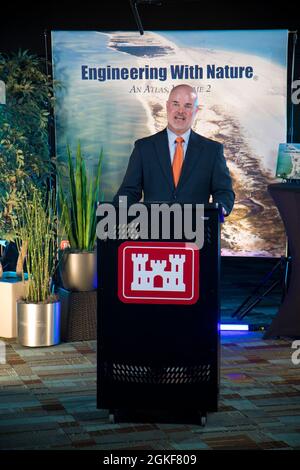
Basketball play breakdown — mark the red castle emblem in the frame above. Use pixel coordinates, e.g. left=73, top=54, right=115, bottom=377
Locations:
left=118, top=241, right=199, bottom=304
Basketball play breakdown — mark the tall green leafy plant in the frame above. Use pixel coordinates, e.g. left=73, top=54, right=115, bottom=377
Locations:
left=13, top=185, right=57, bottom=303
left=58, top=143, right=103, bottom=251
left=0, top=50, right=56, bottom=239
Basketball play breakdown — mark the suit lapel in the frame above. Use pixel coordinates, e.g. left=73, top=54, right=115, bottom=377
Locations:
left=153, top=129, right=174, bottom=191
left=177, top=130, right=204, bottom=189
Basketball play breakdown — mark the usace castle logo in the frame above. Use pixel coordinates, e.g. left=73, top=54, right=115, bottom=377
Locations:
left=118, top=242, right=199, bottom=304
left=131, top=253, right=186, bottom=292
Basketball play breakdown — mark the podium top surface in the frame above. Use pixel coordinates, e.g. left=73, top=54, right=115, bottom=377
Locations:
left=99, top=202, right=221, bottom=210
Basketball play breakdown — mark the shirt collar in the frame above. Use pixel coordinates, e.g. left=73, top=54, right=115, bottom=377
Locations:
left=167, top=127, right=191, bottom=145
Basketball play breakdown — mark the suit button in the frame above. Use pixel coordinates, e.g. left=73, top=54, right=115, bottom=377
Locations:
left=173, top=193, right=177, bottom=200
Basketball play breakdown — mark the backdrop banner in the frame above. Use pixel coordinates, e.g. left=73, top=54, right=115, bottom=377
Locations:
left=51, top=30, right=288, bottom=256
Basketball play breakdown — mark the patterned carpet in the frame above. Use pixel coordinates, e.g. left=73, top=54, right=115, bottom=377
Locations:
left=1, top=332, right=300, bottom=450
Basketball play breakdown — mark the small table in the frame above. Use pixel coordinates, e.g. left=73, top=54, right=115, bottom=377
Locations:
left=0, top=272, right=28, bottom=339
left=264, top=183, right=300, bottom=338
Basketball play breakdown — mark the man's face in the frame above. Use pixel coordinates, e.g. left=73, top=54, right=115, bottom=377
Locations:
left=166, top=87, right=199, bottom=135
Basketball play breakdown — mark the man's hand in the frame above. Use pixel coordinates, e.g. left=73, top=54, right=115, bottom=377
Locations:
left=222, top=207, right=228, bottom=216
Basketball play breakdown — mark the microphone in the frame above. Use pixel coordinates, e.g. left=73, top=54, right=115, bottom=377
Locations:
left=129, top=0, right=163, bottom=36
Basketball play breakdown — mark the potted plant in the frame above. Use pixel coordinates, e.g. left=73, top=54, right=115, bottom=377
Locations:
left=14, top=185, right=60, bottom=347
left=58, top=142, right=103, bottom=291
left=0, top=50, right=58, bottom=341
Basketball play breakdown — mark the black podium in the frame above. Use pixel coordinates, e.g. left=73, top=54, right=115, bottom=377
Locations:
left=97, top=203, right=221, bottom=423
left=264, top=183, right=300, bottom=338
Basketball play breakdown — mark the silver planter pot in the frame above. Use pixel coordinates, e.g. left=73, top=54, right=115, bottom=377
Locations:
left=17, top=301, right=61, bottom=347
left=60, top=251, right=97, bottom=292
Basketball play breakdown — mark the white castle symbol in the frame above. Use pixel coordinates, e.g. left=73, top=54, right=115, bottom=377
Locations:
left=131, top=253, right=186, bottom=291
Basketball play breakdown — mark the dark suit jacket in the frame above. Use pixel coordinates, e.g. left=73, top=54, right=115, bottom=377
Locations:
left=113, top=128, right=235, bottom=214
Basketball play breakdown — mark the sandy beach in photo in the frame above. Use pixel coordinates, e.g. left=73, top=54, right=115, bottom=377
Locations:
left=106, top=31, right=287, bottom=256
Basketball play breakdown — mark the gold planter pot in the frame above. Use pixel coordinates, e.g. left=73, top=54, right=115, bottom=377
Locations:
left=60, top=251, right=97, bottom=292
left=17, top=301, right=61, bottom=347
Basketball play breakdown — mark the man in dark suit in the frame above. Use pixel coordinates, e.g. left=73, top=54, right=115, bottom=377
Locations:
left=113, top=84, right=235, bottom=215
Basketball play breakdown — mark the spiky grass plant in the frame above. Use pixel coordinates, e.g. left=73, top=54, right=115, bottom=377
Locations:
left=14, top=186, right=57, bottom=303
left=58, top=142, right=103, bottom=251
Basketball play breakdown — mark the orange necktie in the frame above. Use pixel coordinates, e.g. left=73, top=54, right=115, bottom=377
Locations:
left=172, top=137, right=184, bottom=187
